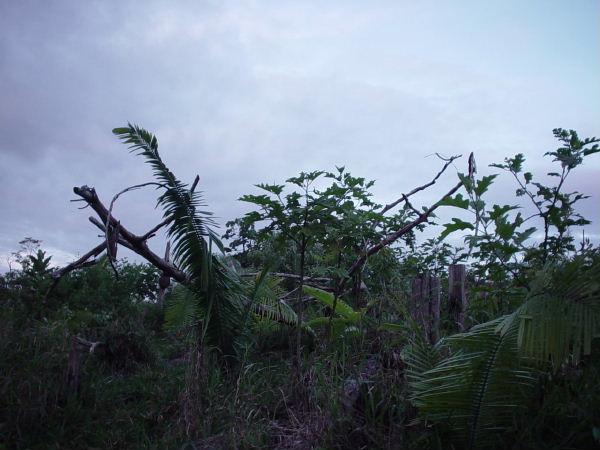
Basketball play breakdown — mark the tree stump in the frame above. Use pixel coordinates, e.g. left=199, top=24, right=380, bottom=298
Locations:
left=411, top=274, right=440, bottom=343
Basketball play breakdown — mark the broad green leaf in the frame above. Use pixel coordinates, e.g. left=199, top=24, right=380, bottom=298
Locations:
left=457, top=173, right=473, bottom=193
left=440, top=218, right=475, bottom=240
left=302, top=285, right=360, bottom=322
left=439, top=193, right=469, bottom=210
left=474, top=175, right=498, bottom=196
left=495, top=219, right=514, bottom=240
left=255, top=183, right=285, bottom=195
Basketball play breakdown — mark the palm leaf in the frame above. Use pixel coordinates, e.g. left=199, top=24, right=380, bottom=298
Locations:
left=113, top=124, right=244, bottom=354
left=404, top=258, right=600, bottom=449
left=164, top=284, right=200, bottom=332
left=498, top=258, right=600, bottom=367
left=242, top=269, right=298, bottom=327
left=402, top=331, right=444, bottom=386
left=405, top=318, right=538, bottom=449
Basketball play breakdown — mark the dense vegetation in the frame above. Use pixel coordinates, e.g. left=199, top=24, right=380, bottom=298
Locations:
left=1, top=127, right=599, bottom=449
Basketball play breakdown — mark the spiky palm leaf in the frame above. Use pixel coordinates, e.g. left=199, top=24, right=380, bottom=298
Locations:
left=407, top=318, right=539, bottom=449
left=251, top=293, right=298, bottom=327
left=113, top=124, right=244, bottom=354
left=404, top=258, right=600, bottom=449
left=497, top=258, right=600, bottom=367
left=164, top=284, right=200, bottom=332
left=402, top=331, right=444, bottom=384
left=242, top=270, right=298, bottom=327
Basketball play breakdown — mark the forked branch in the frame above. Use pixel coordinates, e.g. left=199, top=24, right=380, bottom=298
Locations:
left=378, top=153, right=461, bottom=217
left=343, top=152, right=475, bottom=286
left=51, top=185, right=187, bottom=285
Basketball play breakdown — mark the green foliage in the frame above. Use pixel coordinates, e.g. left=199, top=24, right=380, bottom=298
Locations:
left=237, top=171, right=328, bottom=252
left=2, top=127, right=598, bottom=449
left=0, top=258, right=186, bottom=449
left=164, top=284, right=199, bottom=332
left=489, top=128, right=599, bottom=261
left=303, top=285, right=360, bottom=322
left=303, top=285, right=363, bottom=339
left=405, top=317, right=539, bottom=449
left=499, top=258, right=600, bottom=367
left=227, top=166, right=417, bottom=285
left=439, top=218, right=474, bottom=240
left=404, top=258, right=600, bottom=449
left=114, top=124, right=246, bottom=356
left=440, top=129, right=598, bottom=325
left=245, top=272, right=298, bottom=327
left=303, top=285, right=407, bottom=341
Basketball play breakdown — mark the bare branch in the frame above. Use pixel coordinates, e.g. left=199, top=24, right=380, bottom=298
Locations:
left=378, top=154, right=461, bottom=217
left=72, top=186, right=187, bottom=283
left=104, top=182, right=166, bottom=278
left=51, top=242, right=107, bottom=280
left=89, top=216, right=106, bottom=232
left=116, top=237, right=136, bottom=252
left=402, top=194, right=421, bottom=216
left=343, top=152, right=475, bottom=285
left=45, top=241, right=107, bottom=302
left=138, top=217, right=174, bottom=241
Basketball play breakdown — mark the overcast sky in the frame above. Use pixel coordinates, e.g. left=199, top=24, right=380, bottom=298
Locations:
left=1, top=0, right=599, bottom=271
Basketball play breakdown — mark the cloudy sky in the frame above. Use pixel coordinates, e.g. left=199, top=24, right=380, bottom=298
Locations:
left=1, top=0, right=599, bottom=271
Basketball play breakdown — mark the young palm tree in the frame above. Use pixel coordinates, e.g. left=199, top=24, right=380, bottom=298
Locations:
left=113, top=124, right=297, bottom=358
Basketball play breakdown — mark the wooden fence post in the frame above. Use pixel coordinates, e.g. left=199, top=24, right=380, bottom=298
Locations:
left=448, top=264, right=467, bottom=332
left=411, top=274, right=440, bottom=343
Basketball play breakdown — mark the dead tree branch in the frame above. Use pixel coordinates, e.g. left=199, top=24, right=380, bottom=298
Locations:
left=53, top=183, right=302, bottom=327
left=104, top=182, right=166, bottom=277
left=378, top=153, right=461, bottom=217
left=51, top=242, right=107, bottom=280
left=138, top=217, right=173, bottom=241
left=45, top=241, right=107, bottom=302
left=343, top=152, right=475, bottom=287
left=401, top=194, right=421, bottom=216
left=59, top=185, right=187, bottom=283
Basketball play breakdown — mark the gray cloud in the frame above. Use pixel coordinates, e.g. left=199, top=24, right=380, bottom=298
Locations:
left=1, top=0, right=598, bottom=271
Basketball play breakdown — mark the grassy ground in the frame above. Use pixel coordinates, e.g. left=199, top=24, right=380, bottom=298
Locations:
left=2, top=263, right=598, bottom=450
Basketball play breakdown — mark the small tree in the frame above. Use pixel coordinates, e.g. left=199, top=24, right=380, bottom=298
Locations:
left=491, top=128, right=599, bottom=263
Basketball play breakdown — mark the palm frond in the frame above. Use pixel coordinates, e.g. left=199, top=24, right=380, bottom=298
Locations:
left=498, top=258, right=600, bottom=367
left=243, top=270, right=298, bottom=326
left=402, top=332, right=444, bottom=386
left=113, top=124, right=218, bottom=278
left=199, top=255, right=246, bottom=355
left=164, top=284, right=200, bottom=332
left=113, top=124, right=244, bottom=354
left=404, top=258, right=600, bottom=449
left=405, top=318, right=538, bottom=449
